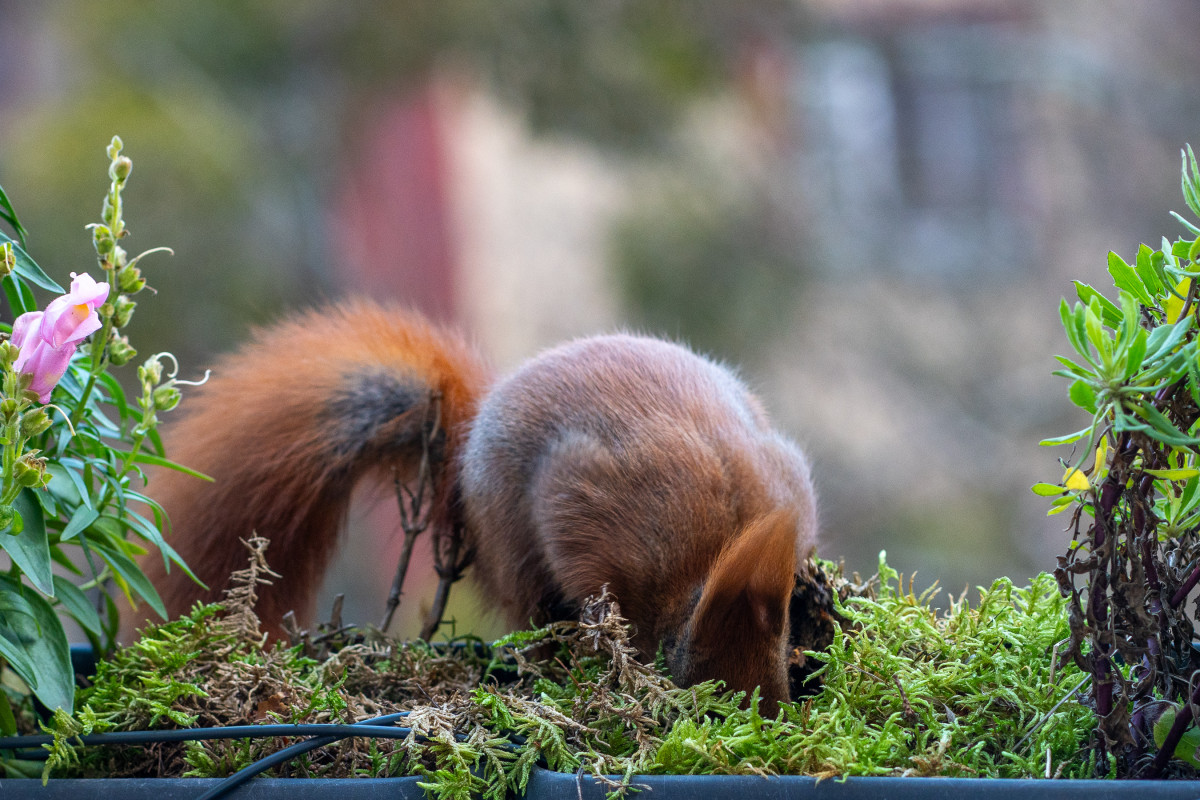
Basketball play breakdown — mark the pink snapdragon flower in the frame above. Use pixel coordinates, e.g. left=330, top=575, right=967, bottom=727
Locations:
left=11, top=273, right=109, bottom=402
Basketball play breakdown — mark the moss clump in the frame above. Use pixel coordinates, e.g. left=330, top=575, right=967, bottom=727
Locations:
left=651, top=555, right=1097, bottom=779
left=39, top=546, right=1097, bottom=795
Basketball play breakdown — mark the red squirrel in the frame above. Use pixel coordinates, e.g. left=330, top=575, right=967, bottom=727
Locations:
left=140, top=301, right=817, bottom=712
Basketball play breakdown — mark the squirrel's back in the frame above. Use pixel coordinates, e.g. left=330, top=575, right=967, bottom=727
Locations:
left=462, top=334, right=815, bottom=707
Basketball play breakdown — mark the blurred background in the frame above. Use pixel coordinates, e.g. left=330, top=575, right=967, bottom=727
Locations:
left=1, top=0, right=1198, bottom=639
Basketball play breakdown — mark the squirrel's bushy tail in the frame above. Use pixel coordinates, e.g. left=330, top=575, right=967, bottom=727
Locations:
left=138, top=301, right=491, bottom=633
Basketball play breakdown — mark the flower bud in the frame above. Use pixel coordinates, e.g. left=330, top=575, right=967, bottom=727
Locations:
left=112, top=296, right=136, bottom=329
left=117, top=264, right=145, bottom=294
left=0, top=504, right=15, bottom=534
left=110, top=156, right=132, bottom=184
left=138, top=356, right=163, bottom=387
left=106, top=136, right=123, bottom=161
left=0, top=242, right=13, bottom=279
left=102, top=195, right=117, bottom=228
left=108, top=335, right=136, bottom=366
left=93, top=225, right=115, bottom=257
left=0, top=340, right=19, bottom=366
left=152, top=384, right=181, bottom=412
left=20, top=408, right=52, bottom=439
left=13, top=455, right=46, bottom=488
left=0, top=397, right=19, bottom=421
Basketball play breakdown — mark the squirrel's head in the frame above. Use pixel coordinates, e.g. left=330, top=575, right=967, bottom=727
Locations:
left=666, top=508, right=798, bottom=716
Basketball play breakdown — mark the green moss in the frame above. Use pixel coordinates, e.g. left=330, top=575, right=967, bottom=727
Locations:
left=42, top=553, right=1097, bottom=794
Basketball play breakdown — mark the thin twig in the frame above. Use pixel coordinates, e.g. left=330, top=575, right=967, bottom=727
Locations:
left=379, top=392, right=443, bottom=632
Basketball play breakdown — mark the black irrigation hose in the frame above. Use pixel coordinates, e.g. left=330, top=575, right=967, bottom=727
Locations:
left=196, top=711, right=415, bottom=800
left=0, top=720, right=415, bottom=751
left=0, top=711, right=458, bottom=800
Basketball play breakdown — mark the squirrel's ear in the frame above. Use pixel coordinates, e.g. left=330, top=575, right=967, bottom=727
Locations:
left=691, top=509, right=798, bottom=646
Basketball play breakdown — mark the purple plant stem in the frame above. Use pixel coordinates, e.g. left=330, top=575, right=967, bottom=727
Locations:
left=1134, top=479, right=1165, bottom=660
left=1170, top=561, right=1200, bottom=609
left=1145, top=681, right=1200, bottom=778
left=1093, top=477, right=1122, bottom=719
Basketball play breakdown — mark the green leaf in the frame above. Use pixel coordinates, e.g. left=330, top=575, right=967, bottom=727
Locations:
left=1073, top=282, right=1122, bottom=328
left=1059, top=300, right=1092, bottom=363
left=1144, top=316, right=1193, bottom=363
left=96, top=373, right=132, bottom=425
left=1039, top=427, right=1092, bottom=447
left=51, top=576, right=103, bottom=637
left=60, top=505, right=100, bottom=542
left=0, top=231, right=62, bottom=293
left=1108, top=251, right=1155, bottom=307
left=130, top=451, right=214, bottom=482
left=1153, top=706, right=1200, bottom=767
left=90, top=538, right=167, bottom=620
left=1068, top=380, right=1097, bottom=413
left=0, top=576, right=74, bottom=711
left=1083, top=300, right=1109, bottom=358
left=1183, top=145, right=1200, bottom=219
left=1031, top=483, right=1066, bottom=497
left=0, top=490, right=55, bottom=596
left=1, top=273, right=36, bottom=316
left=0, top=593, right=40, bottom=685
left=1047, top=495, right=1075, bottom=515
left=1123, top=328, right=1148, bottom=379
left=45, top=463, right=86, bottom=508
left=0, top=183, right=28, bottom=247
left=1136, top=244, right=1165, bottom=295
left=1053, top=354, right=1096, bottom=379
left=1145, top=468, right=1200, bottom=481
left=1172, top=211, right=1200, bottom=237
left=1134, top=402, right=1200, bottom=446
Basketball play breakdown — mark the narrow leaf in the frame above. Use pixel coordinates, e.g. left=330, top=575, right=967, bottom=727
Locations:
left=51, top=576, right=104, bottom=637
left=130, top=451, right=214, bottom=481
left=60, top=505, right=100, bottom=542
left=1144, top=468, right=1200, bottom=481
left=0, top=231, right=62, bottom=292
left=1040, top=427, right=1092, bottom=447
left=1073, top=282, right=1122, bottom=328
left=0, top=183, right=28, bottom=246
left=91, top=539, right=167, bottom=620
left=1, top=274, right=36, bottom=316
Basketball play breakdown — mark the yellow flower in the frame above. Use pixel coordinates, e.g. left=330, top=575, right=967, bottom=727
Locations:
left=1063, top=438, right=1108, bottom=491
left=1063, top=467, right=1089, bottom=492
left=1166, top=277, right=1193, bottom=323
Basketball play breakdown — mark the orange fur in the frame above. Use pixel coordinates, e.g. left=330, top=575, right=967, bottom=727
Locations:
left=141, top=303, right=817, bottom=712
left=139, top=302, right=489, bottom=632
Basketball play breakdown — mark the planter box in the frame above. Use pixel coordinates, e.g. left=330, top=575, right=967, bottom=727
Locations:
left=16, top=649, right=1196, bottom=798
left=0, top=777, right=425, bottom=798
left=6, top=770, right=1200, bottom=799
left=522, top=772, right=1200, bottom=800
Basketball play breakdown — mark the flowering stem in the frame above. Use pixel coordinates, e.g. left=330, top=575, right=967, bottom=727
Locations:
left=67, top=308, right=114, bottom=430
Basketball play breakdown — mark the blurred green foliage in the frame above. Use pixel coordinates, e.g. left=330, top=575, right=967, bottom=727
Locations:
left=612, top=173, right=807, bottom=362
left=1, top=1, right=805, bottom=370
